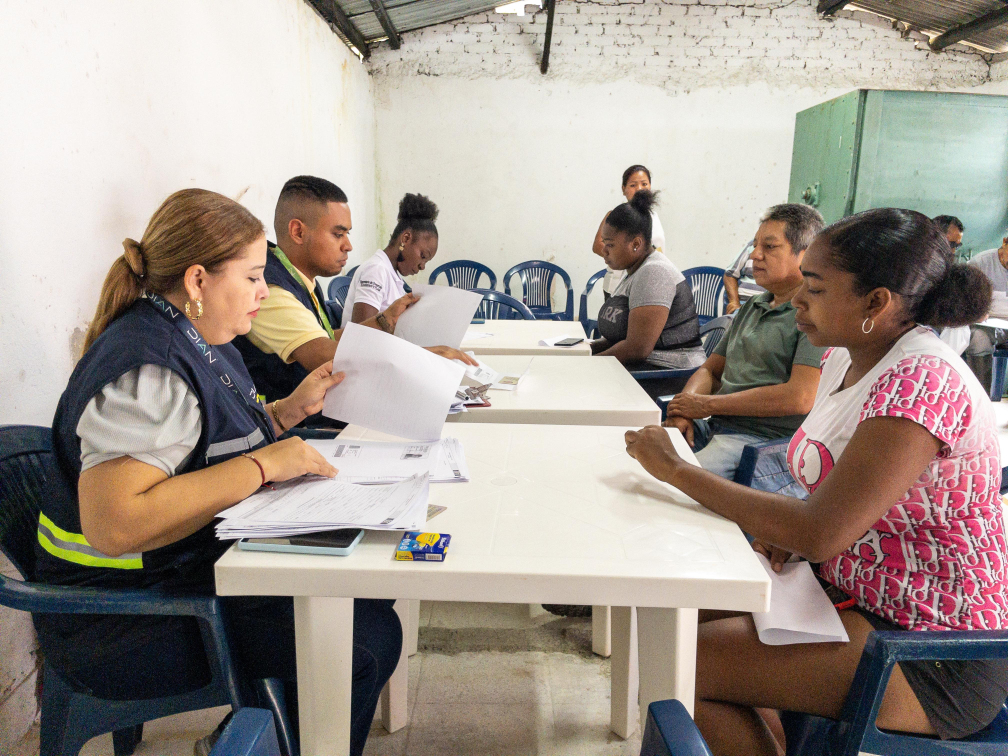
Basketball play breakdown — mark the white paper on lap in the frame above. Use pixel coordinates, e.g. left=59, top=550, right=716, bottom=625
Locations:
left=751, top=554, right=849, bottom=645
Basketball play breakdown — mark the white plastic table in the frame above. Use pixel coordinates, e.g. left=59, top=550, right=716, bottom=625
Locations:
left=461, top=320, right=591, bottom=356
left=449, top=355, right=660, bottom=427
left=214, top=423, right=769, bottom=755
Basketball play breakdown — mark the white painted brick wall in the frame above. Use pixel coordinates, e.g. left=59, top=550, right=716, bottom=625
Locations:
left=367, top=0, right=993, bottom=90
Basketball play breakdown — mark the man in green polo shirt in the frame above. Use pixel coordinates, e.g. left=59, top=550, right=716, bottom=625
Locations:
left=664, top=204, right=826, bottom=495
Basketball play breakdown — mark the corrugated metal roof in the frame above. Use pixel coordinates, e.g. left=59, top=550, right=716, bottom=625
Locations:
left=339, top=0, right=501, bottom=41
left=317, top=1, right=1008, bottom=57
left=846, top=1, right=1008, bottom=53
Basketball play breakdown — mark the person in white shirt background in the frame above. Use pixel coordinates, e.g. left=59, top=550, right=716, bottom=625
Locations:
left=343, top=193, right=440, bottom=325
left=595, top=164, right=667, bottom=295
left=964, top=230, right=1008, bottom=393
left=932, top=215, right=970, bottom=356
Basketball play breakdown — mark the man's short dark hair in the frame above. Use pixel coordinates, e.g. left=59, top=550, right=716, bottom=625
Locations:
left=933, top=214, right=964, bottom=234
left=275, top=175, right=348, bottom=236
left=760, top=203, right=825, bottom=255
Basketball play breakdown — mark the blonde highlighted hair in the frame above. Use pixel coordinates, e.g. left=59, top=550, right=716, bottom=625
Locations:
left=81, top=189, right=265, bottom=355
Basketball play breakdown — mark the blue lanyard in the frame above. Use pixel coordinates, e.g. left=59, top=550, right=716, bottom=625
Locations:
left=144, top=293, right=271, bottom=426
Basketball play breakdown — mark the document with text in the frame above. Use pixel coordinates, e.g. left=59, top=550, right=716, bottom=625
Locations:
left=307, top=437, right=470, bottom=484
left=216, top=473, right=429, bottom=539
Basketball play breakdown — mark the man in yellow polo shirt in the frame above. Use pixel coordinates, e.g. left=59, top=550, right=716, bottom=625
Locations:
left=234, top=175, right=473, bottom=428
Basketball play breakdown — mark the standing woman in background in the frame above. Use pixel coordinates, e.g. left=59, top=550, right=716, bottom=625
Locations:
left=344, top=192, right=440, bottom=325
left=34, top=189, right=401, bottom=756
left=596, top=164, right=667, bottom=296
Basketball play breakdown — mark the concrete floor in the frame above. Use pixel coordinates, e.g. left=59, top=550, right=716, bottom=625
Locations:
left=12, top=602, right=642, bottom=756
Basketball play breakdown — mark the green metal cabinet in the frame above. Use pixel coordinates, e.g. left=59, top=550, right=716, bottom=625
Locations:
left=788, top=90, right=1008, bottom=258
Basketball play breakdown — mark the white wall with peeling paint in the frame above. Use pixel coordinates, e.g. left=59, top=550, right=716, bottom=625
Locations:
left=0, top=0, right=376, bottom=744
left=0, top=0, right=377, bottom=428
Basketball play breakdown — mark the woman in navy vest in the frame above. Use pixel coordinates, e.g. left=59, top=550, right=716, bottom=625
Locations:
left=36, top=188, right=401, bottom=756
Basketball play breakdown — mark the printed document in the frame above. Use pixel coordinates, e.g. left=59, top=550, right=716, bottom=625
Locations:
left=394, top=283, right=484, bottom=348
left=460, top=353, right=532, bottom=391
left=216, top=473, right=429, bottom=538
left=308, top=437, right=470, bottom=484
left=751, top=554, right=849, bottom=645
left=322, top=323, right=465, bottom=440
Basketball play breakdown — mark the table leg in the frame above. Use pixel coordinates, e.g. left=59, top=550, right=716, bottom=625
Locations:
left=636, top=607, right=698, bottom=732
left=407, top=599, right=420, bottom=656
left=294, top=596, right=354, bottom=756
left=609, top=606, right=638, bottom=739
left=380, top=600, right=410, bottom=733
left=592, top=605, right=611, bottom=657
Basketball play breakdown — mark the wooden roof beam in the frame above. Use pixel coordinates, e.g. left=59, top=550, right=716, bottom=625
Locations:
left=369, top=0, right=402, bottom=49
left=306, top=0, right=370, bottom=59
left=930, top=4, right=1008, bottom=52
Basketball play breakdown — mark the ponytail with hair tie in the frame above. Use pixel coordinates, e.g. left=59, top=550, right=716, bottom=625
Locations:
left=122, top=238, right=146, bottom=280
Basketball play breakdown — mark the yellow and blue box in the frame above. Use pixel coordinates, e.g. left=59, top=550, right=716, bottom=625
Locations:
left=395, top=532, right=450, bottom=562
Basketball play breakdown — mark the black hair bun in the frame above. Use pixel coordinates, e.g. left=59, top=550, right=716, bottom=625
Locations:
left=629, top=189, right=658, bottom=217
left=916, top=264, right=992, bottom=329
left=398, top=193, right=438, bottom=223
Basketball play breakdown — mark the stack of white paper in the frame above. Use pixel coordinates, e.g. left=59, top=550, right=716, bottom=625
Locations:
left=394, top=284, right=484, bottom=348
left=307, top=437, right=470, bottom=484
left=751, top=554, right=850, bottom=645
left=216, top=473, right=429, bottom=539
left=323, top=323, right=465, bottom=440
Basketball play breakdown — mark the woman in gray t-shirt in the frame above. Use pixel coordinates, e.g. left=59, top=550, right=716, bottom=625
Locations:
left=591, top=191, right=705, bottom=370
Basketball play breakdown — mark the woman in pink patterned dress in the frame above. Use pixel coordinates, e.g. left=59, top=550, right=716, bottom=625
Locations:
left=625, top=208, right=1008, bottom=754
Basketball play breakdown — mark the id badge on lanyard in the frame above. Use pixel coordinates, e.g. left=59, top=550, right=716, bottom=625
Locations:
left=145, top=293, right=271, bottom=428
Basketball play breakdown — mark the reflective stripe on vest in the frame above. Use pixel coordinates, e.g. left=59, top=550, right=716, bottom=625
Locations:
left=37, top=512, right=143, bottom=570
left=205, top=427, right=265, bottom=463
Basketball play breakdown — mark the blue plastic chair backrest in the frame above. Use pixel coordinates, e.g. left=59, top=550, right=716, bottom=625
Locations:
left=210, top=708, right=281, bottom=756
left=326, top=275, right=352, bottom=306
left=324, top=299, right=344, bottom=329
left=428, top=259, right=497, bottom=290
left=579, top=268, right=607, bottom=338
left=0, top=425, right=53, bottom=581
left=682, top=266, right=726, bottom=321
left=344, top=265, right=359, bottom=282
left=699, top=315, right=731, bottom=358
left=503, top=261, right=574, bottom=320
left=473, top=288, right=535, bottom=320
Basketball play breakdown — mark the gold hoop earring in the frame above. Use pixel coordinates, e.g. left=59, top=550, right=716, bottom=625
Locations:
left=186, top=300, right=203, bottom=321
left=861, top=317, right=874, bottom=334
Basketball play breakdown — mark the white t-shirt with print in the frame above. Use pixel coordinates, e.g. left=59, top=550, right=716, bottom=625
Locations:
left=787, top=326, right=1007, bottom=631
left=341, top=250, right=407, bottom=327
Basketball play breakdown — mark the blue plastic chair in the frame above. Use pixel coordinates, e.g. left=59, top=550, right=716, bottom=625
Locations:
left=0, top=425, right=295, bottom=756
left=473, top=288, right=535, bottom=320
left=682, top=266, right=726, bottom=326
left=428, top=259, right=497, bottom=291
left=211, top=709, right=280, bottom=756
left=640, top=699, right=713, bottom=756
left=344, top=265, right=359, bottom=282
left=633, top=316, right=731, bottom=410
left=642, top=628, right=1008, bottom=756
left=503, top=261, right=574, bottom=321
left=324, top=299, right=343, bottom=330
left=579, top=268, right=607, bottom=339
left=326, top=275, right=352, bottom=306
left=733, top=436, right=792, bottom=487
